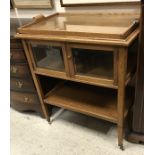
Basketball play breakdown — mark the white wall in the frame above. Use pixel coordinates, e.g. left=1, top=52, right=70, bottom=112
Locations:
left=10, top=0, right=140, bottom=18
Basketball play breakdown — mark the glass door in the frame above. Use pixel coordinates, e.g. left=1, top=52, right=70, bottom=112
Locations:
left=28, top=41, right=69, bottom=78
left=67, top=44, right=117, bottom=87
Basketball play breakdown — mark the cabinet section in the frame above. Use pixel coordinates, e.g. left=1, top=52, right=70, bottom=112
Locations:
left=20, top=40, right=137, bottom=89
left=28, top=41, right=138, bottom=89
left=28, top=41, right=118, bottom=88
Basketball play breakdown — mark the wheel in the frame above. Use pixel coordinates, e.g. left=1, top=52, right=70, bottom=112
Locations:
left=48, top=121, right=52, bottom=125
left=119, top=144, right=125, bottom=151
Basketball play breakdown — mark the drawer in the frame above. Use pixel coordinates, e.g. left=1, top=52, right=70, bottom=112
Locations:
left=10, top=39, right=23, bottom=49
left=10, top=39, right=21, bottom=44
left=10, top=78, right=35, bottom=92
left=10, top=91, right=39, bottom=105
left=10, top=43, right=23, bottom=49
left=10, top=64, right=31, bottom=78
left=10, top=49, right=26, bottom=63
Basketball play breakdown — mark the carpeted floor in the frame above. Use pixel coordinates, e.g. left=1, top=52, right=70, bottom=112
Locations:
left=11, top=107, right=144, bottom=155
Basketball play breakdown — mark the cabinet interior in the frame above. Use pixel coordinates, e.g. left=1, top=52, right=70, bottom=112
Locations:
left=31, top=43, right=65, bottom=72
left=72, top=48, right=114, bottom=79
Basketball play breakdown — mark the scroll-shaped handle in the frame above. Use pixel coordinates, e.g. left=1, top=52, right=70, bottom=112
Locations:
left=132, top=19, right=139, bottom=25
left=24, top=97, right=29, bottom=103
left=16, top=81, right=23, bottom=88
left=11, top=66, right=18, bottom=74
left=33, top=14, right=45, bottom=23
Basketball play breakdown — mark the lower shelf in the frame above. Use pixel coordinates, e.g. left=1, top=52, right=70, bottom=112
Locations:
left=44, top=81, right=128, bottom=124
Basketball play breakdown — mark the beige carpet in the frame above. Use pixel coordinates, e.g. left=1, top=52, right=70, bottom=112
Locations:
left=11, top=108, right=144, bottom=155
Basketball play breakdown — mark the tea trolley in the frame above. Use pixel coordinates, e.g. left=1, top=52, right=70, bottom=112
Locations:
left=16, top=13, right=140, bottom=149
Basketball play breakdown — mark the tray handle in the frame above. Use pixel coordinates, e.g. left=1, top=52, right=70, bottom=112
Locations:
left=33, top=14, right=45, bottom=23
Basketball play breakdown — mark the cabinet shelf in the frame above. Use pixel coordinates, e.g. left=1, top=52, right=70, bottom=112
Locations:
left=44, top=81, right=129, bottom=123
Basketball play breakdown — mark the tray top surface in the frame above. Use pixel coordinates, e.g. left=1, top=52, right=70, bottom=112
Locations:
left=16, top=13, right=140, bottom=46
left=18, top=13, right=139, bottom=40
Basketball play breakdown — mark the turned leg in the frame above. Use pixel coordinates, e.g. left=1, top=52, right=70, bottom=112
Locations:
left=117, top=47, right=128, bottom=150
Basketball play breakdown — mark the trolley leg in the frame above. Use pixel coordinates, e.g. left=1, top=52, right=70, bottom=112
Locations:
left=117, top=47, right=128, bottom=150
left=118, top=126, right=124, bottom=150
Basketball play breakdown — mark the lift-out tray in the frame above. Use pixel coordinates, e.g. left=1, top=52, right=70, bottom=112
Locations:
left=17, top=13, right=140, bottom=45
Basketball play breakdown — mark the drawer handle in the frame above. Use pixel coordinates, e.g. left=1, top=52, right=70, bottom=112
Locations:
left=11, top=66, right=18, bottom=73
left=24, top=97, right=29, bottom=103
left=67, top=56, right=71, bottom=59
left=16, top=81, right=23, bottom=88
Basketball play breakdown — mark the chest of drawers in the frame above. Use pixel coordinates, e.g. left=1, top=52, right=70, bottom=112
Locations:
left=10, top=37, right=44, bottom=117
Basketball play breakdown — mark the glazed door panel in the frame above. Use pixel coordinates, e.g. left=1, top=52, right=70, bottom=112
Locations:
left=72, top=48, right=113, bottom=79
left=28, top=41, right=69, bottom=78
left=67, top=44, right=117, bottom=86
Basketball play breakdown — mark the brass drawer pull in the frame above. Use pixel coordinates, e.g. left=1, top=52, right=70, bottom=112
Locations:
left=67, top=55, right=71, bottom=59
left=24, top=97, right=29, bottom=103
left=11, top=66, right=18, bottom=73
left=16, top=81, right=23, bottom=88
